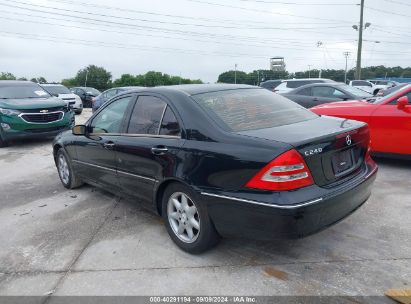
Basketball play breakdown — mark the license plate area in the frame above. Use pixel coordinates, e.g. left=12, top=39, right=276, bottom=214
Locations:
left=332, top=149, right=354, bottom=177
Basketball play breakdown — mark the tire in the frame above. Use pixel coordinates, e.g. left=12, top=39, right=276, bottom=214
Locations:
left=373, top=89, right=380, bottom=95
left=162, top=183, right=220, bottom=254
left=75, top=109, right=83, bottom=115
left=0, top=134, right=8, bottom=148
left=56, top=149, right=83, bottom=189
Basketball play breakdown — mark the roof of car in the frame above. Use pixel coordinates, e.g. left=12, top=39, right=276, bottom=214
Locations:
left=126, top=84, right=257, bottom=96
left=41, top=83, right=65, bottom=86
left=0, top=80, right=38, bottom=87
left=283, top=78, right=333, bottom=82
left=292, top=83, right=346, bottom=90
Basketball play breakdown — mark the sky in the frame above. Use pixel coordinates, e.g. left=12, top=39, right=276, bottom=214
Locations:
left=0, top=0, right=410, bottom=83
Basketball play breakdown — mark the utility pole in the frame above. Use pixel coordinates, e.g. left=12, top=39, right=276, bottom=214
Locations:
left=234, top=64, right=237, bottom=84
left=84, top=68, right=89, bottom=87
left=355, top=0, right=365, bottom=80
left=308, top=65, right=311, bottom=78
left=343, top=51, right=351, bottom=83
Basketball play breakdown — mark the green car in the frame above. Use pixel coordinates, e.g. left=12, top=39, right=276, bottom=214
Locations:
left=0, top=81, right=75, bottom=147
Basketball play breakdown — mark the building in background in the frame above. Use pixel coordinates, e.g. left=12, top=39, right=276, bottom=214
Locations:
left=270, top=57, right=286, bottom=72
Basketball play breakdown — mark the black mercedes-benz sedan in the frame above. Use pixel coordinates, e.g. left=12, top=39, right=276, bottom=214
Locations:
left=53, top=84, right=377, bottom=253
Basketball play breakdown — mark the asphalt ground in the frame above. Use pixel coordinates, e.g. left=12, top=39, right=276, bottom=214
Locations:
left=0, top=109, right=410, bottom=302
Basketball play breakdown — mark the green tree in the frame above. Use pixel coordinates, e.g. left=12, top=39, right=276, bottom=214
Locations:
left=74, top=65, right=112, bottom=90
left=113, top=71, right=202, bottom=87
left=0, top=72, right=16, bottom=80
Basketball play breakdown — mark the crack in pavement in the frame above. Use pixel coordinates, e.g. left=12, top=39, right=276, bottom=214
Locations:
left=40, top=196, right=121, bottom=303
left=1, top=256, right=410, bottom=277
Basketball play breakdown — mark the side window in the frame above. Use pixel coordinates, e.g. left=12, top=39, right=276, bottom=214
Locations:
left=297, top=87, right=311, bottom=96
left=389, top=91, right=411, bottom=105
left=312, top=86, right=334, bottom=98
left=90, top=96, right=132, bottom=133
left=127, top=96, right=167, bottom=135
left=106, top=89, right=118, bottom=99
left=160, top=106, right=180, bottom=136
left=332, top=89, right=346, bottom=97
left=352, top=80, right=372, bottom=87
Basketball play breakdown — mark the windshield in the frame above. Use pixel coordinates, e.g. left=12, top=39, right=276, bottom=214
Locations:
left=0, top=83, right=51, bottom=99
left=43, top=85, right=71, bottom=95
left=193, top=88, right=318, bottom=132
left=338, top=84, right=373, bottom=97
left=373, top=84, right=411, bottom=104
left=85, top=87, right=101, bottom=95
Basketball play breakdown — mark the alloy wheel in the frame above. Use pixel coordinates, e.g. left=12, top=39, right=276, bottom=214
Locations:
left=167, top=192, right=200, bottom=243
left=58, top=154, right=70, bottom=185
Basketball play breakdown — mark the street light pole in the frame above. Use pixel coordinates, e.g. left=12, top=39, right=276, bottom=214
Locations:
left=308, top=65, right=311, bottom=78
left=234, top=64, right=237, bottom=84
left=343, top=51, right=351, bottom=84
left=355, top=0, right=365, bottom=80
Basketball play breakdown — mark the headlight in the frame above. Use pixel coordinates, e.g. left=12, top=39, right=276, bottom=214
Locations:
left=0, top=108, right=21, bottom=116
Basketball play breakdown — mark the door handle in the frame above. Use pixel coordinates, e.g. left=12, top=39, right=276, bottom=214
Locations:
left=151, top=146, right=168, bottom=155
left=313, top=97, right=319, bottom=101
left=103, top=142, right=115, bottom=150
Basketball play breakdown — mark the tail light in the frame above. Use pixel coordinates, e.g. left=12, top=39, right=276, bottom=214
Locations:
left=245, top=149, right=314, bottom=191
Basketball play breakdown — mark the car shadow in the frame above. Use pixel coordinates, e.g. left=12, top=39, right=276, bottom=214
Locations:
left=372, top=156, right=411, bottom=168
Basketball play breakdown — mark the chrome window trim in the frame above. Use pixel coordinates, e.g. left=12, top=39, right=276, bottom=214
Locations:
left=19, top=111, right=65, bottom=124
left=157, top=104, right=168, bottom=135
left=200, top=192, right=323, bottom=209
left=88, top=133, right=180, bottom=139
left=72, top=160, right=156, bottom=182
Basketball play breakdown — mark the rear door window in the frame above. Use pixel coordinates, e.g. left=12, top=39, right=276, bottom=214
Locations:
left=127, top=96, right=167, bottom=135
left=193, top=88, right=317, bottom=132
left=159, top=106, right=181, bottom=136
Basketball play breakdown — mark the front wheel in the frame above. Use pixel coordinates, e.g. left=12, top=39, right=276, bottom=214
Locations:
left=162, top=183, right=220, bottom=254
left=56, top=149, right=83, bottom=189
left=0, top=134, right=8, bottom=148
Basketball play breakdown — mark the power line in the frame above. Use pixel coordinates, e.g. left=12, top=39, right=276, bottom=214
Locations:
left=365, top=6, right=409, bottom=18
left=184, top=0, right=356, bottom=23
left=46, top=0, right=346, bottom=25
left=0, top=3, right=360, bottom=43
left=3, top=0, right=349, bottom=30
left=231, top=0, right=357, bottom=5
left=381, top=0, right=411, bottom=6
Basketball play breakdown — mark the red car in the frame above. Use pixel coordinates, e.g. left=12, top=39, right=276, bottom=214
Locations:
left=310, top=84, right=411, bottom=158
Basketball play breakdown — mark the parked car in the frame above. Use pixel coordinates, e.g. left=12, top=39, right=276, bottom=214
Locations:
left=53, top=84, right=377, bottom=253
left=349, top=80, right=397, bottom=95
left=70, top=87, right=101, bottom=108
left=0, top=81, right=75, bottom=147
left=282, top=83, right=373, bottom=108
left=40, top=84, right=83, bottom=114
left=274, top=78, right=335, bottom=94
left=311, top=84, right=411, bottom=158
left=259, top=80, right=282, bottom=92
left=376, top=83, right=407, bottom=97
left=92, top=86, right=144, bottom=112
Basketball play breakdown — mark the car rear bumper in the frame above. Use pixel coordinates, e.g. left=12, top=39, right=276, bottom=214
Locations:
left=202, top=161, right=377, bottom=240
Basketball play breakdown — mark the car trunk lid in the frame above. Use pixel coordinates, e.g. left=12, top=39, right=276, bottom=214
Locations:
left=237, top=116, right=370, bottom=187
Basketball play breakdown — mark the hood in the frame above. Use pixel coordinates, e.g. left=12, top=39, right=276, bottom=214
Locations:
left=0, top=97, right=66, bottom=110
left=311, top=100, right=368, bottom=110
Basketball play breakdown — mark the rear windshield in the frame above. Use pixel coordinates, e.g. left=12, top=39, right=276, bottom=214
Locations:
left=192, top=88, right=318, bottom=132
left=0, top=83, right=51, bottom=99
left=85, top=87, right=101, bottom=95
left=43, top=85, right=71, bottom=95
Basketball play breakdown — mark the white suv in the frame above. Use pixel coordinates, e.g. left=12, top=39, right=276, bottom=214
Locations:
left=40, top=84, right=83, bottom=114
left=275, top=78, right=335, bottom=94
left=349, top=80, right=397, bottom=95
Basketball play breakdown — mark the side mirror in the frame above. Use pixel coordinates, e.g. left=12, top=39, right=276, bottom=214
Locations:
left=397, top=96, right=409, bottom=110
left=72, top=125, right=87, bottom=135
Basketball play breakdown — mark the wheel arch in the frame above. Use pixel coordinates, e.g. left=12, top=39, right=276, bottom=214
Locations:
left=154, top=178, right=194, bottom=216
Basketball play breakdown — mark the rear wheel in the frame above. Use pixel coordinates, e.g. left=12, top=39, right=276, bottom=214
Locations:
left=75, top=109, right=83, bottom=115
left=162, top=183, right=219, bottom=253
left=56, top=149, right=83, bottom=189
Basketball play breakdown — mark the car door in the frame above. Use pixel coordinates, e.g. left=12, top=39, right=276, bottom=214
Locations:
left=114, top=94, right=184, bottom=204
left=370, top=91, right=411, bottom=155
left=73, top=95, right=135, bottom=190
left=310, top=86, right=341, bottom=106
